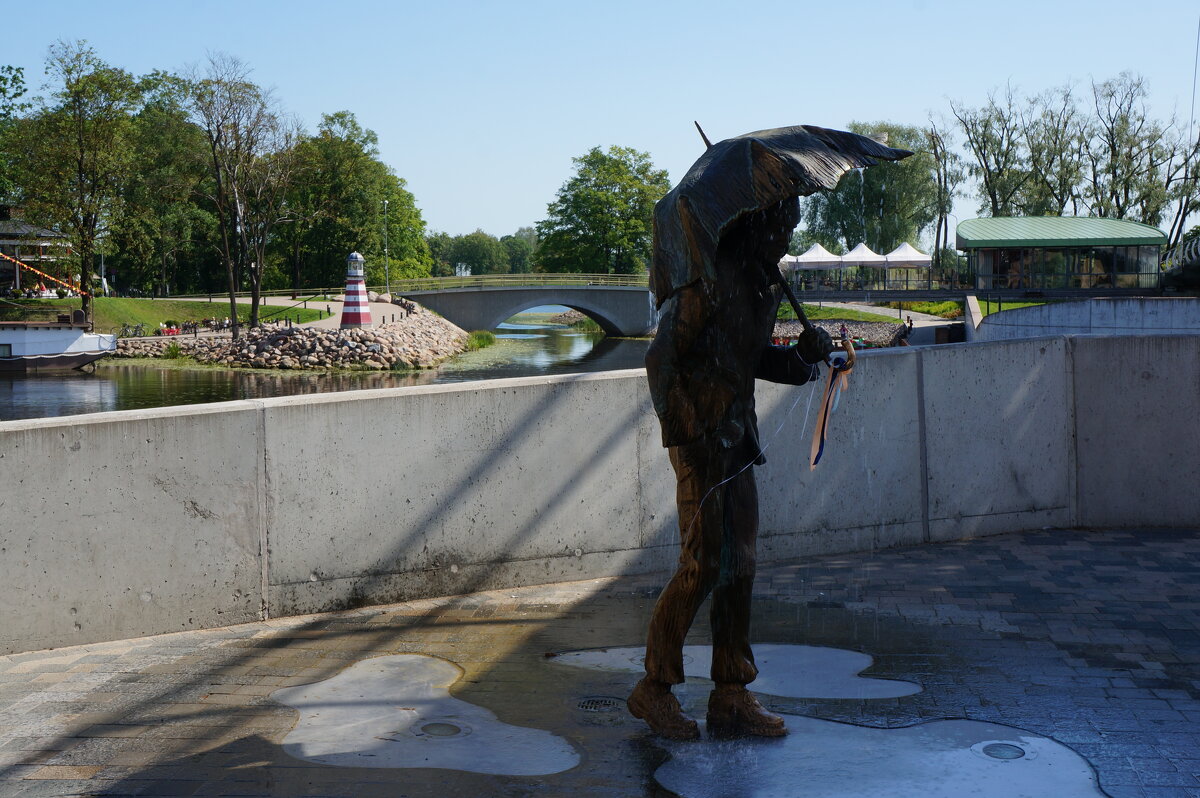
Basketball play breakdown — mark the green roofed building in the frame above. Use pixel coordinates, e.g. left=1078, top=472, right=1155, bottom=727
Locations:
left=956, top=217, right=1167, bottom=291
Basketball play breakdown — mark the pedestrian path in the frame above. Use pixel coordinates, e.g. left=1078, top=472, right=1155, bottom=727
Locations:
left=1, top=527, right=1195, bottom=797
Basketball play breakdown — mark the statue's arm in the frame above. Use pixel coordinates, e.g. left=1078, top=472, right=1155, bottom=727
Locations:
left=755, top=325, right=833, bottom=385
left=754, top=345, right=821, bottom=386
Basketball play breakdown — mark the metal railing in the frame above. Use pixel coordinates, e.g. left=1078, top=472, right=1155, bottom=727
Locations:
left=387, top=273, right=648, bottom=292
left=171, top=274, right=649, bottom=301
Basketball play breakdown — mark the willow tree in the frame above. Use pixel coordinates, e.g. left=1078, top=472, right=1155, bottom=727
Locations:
left=801, top=122, right=939, bottom=255
left=951, top=87, right=1030, bottom=217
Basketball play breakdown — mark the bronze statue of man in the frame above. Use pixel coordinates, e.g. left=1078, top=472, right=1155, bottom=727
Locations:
left=629, top=125, right=911, bottom=740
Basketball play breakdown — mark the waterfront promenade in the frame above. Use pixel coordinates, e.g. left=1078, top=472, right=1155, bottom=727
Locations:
left=1, top=527, right=1196, bottom=797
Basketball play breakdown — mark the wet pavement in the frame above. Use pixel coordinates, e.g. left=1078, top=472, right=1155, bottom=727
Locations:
left=1, top=527, right=1197, bottom=797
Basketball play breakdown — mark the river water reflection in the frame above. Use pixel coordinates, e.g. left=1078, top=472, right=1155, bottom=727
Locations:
left=0, top=312, right=651, bottom=422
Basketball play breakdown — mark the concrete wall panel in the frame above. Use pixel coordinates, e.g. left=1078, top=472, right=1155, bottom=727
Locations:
left=756, top=349, right=925, bottom=557
left=1073, top=335, right=1200, bottom=527
left=264, top=374, right=655, bottom=615
left=0, top=404, right=264, bottom=654
left=977, top=298, right=1200, bottom=341
left=922, top=338, right=1073, bottom=540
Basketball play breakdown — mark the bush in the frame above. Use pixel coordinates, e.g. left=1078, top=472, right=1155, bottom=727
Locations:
left=886, top=301, right=963, bottom=319
left=162, top=342, right=183, bottom=359
left=466, top=330, right=496, bottom=351
left=571, top=317, right=603, bottom=332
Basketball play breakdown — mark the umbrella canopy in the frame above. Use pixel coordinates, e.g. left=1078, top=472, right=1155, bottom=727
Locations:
left=650, top=125, right=912, bottom=306
left=884, top=242, right=931, bottom=268
left=786, top=243, right=843, bottom=270
left=841, top=243, right=886, bottom=268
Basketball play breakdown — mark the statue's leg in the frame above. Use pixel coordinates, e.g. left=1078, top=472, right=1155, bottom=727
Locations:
left=709, top=465, right=758, bottom=687
left=643, top=442, right=723, bottom=685
left=631, top=441, right=721, bottom=739
left=706, top=461, right=787, bottom=738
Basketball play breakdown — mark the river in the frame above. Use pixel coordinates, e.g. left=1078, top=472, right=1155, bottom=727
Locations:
left=0, top=308, right=651, bottom=422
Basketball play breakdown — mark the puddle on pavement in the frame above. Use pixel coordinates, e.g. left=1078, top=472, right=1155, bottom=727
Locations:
left=271, top=654, right=579, bottom=775
left=550, top=643, right=921, bottom=699
left=269, top=645, right=1100, bottom=796
left=654, top=716, right=1104, bottom=798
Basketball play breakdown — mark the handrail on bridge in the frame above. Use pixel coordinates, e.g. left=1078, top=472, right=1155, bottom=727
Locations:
left=393, top=273, right=649, bottom=292
left=171, top=274, right=649, bottom=301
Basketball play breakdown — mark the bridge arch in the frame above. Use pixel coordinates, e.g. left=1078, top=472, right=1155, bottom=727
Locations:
left=401, top=285, right=657, bottom=337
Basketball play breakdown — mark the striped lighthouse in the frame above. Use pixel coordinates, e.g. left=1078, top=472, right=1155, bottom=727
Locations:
left=340, top=251, right=372, bottom=329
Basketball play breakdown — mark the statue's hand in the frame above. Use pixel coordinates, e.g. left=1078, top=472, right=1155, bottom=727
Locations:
left=794, top=327, right=835, bottom=364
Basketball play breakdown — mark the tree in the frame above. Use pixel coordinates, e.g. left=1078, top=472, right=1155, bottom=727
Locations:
left=109, top=73, right=216, bottom=296
left=1082, top=72, right=1181, bottom=227
left=449, top=230, right=508, bottom=275
left=188, top=53, right=295, bottom=334
left=277, top=111, right=430, bottom=290
left=535, top=146, right=669, bottom=274
left=500, top=232, right=533, bottom=273
left=800, top=122, right=939, bottom=254
left=927, top=118, right=965, bottom=274
left=426, top=231, right=454, bottom=276
left=0, top=65, right=30, bottom=203
left=12, top=41, right=142, bottom=323
left=951, top=87, right=1030, bottom=217
left=1019, top=83, right=1087, bottom=216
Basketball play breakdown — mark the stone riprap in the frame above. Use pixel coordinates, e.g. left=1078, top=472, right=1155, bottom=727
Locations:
left=113, top=304, right=467, bottom=370
left=773, top=319, right=907, bottom=346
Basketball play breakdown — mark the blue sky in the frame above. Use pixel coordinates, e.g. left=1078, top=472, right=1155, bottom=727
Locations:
left=5, top=0, right=1199, bottom=241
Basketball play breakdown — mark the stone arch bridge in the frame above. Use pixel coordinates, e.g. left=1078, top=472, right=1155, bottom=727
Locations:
left=397, top=275, right=657, bottom=336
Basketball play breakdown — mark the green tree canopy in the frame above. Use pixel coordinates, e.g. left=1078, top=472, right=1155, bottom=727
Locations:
left=800, top=122, right=939, bottom=255
left=11, top=40, right=145, bottom=321
left=277, top=111, right=429, bottom=290
left=449, top=229, right=508, bottom=275
left=535, top=145, right=669, bottom=274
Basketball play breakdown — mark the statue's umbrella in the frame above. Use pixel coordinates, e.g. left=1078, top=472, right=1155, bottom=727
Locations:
left=650, top=125, right=913, bottom=326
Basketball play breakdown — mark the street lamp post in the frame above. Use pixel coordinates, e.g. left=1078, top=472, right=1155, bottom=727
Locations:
left=383, top=199, right=390, bottom=295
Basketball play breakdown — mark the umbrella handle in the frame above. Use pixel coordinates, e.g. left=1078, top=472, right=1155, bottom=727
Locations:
left=766, top=261, right=815, bottom=334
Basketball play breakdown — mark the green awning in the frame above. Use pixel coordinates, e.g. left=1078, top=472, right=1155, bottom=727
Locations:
left=956, top=217, right=1167, bottom=249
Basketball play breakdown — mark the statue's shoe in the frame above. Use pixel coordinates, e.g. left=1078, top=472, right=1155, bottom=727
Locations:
left=628, top=678, right=700, bottom=741
left=706, top=685, right=788, bottom=738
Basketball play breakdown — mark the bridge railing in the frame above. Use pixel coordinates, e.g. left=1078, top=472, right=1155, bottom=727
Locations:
left=393, top=273, right=649, bottom=292
left=171, top=273, right=649, bottom=301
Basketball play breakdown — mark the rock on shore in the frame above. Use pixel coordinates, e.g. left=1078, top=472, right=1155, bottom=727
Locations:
left=113, top=303, right=468, bottom=370
left=773, top=319, right=908, bottom=347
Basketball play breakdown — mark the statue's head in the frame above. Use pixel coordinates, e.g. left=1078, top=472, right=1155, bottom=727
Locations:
left=721, top=197, right=800, bottom=266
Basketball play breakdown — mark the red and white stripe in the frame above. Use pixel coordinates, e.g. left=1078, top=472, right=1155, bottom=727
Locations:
left=340, top=275, right=372, bottom=329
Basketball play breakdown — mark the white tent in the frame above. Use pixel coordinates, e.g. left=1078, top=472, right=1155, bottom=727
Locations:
left=841, top=243, right=886, bottom=267
left=884, top=242, right=931, bottom=268
left=784, top=243, right=843, bottom=270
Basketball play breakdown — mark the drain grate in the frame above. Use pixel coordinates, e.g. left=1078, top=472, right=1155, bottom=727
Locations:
left=981, top=743, right=1026, bottom=760
left=577, top=696, right=625, bottom=712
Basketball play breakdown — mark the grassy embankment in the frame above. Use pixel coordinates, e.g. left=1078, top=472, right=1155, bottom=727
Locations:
left=888, top=299, right=1052, bottom=318
left=777, top=303, right=898, bottom=323
left=977, top=300, right=1047, bottom=316
left=884, top=300, right=965, bottom=319
left=5, top=297, right=325, bottom=332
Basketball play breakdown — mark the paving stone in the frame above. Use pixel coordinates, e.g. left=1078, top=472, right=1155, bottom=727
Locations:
left=0, top=528, right=1195, bottom=796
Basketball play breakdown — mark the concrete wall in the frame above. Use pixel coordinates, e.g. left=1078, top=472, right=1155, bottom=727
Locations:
left=976, top=297, right=1200, bottom=340
left=3, top=334, right=1199, bottom=654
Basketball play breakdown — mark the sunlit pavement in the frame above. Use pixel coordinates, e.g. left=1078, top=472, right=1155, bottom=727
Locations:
left=1, top=528, right=1197, bottom=797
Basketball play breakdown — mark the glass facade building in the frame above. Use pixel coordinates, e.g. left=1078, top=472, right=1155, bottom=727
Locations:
left=957, top=217, right=1166, bottom=292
